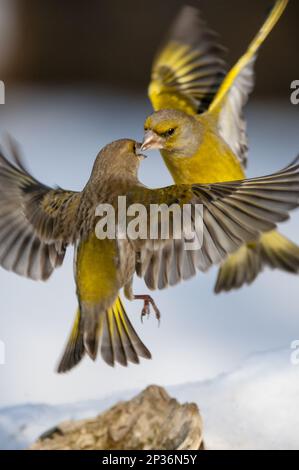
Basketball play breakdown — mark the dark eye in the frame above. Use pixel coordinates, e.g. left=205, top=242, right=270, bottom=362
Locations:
left=162, top=128, right=175, bottom=138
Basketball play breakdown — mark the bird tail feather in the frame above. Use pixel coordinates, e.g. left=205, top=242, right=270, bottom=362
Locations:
left=215, top=231, right=299, bottom=293
left=260, top=231, right=299, bottom=273
left=99, top=296, right=152, bottom=367
left=57, top=296, right=151, bottom=373
left=56, top=308, right=85, bottom=373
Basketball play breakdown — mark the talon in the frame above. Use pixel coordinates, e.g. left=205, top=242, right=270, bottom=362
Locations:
left=141, top=303, right=149, bottom=322
left=134, top=294, right=161, bottom=325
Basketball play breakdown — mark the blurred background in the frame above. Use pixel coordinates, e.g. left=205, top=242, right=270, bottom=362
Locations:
left=0, top=0, right=298, bottom=414
left=0, top=0, right=299, bottom=94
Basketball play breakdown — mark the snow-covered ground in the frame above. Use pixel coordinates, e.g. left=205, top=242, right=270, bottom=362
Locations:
left=1, top=348, right=298, bottom=450
left=173, top=348, right=299, bottom=450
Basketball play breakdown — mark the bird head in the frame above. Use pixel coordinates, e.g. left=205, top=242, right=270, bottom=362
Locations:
left=141, top=109, right=202, bottom=157
left=90, top=139, right=145, bottom=183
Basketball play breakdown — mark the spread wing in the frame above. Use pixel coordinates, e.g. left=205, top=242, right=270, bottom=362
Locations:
left=213, top=57, right=256, bottom=169
left=149, top=1, right=288, bottom=167
left=148, top=5, right=226, bottom=115
left=0, top=141, right=81, bottom=280
left=208, top=0, right=288, bottom=168
left=128, top=156, right=299, bottom=290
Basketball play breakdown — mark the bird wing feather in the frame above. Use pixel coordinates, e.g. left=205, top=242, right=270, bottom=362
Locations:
left=129, top=156, right=299, bottom=290
left=148, top=5, right=226, bottom=115
left=208, top=0, right=288, bottom=168
left=0, top=140, right=80, bottom=280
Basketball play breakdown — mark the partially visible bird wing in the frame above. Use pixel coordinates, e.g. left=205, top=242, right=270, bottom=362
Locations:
left=211, top=57, right=255, bottom=169
left=148, top=5, right=226, bottom=115
left=0, top=142, right=81, bottom=280
left=129, top=156, right=299, bottom=290
left=208, top=0, right=288, bottom=168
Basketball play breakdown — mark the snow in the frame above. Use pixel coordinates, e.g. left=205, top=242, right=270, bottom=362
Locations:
left=0, top=348, right=298, bottom=450
left=0, top=394, right=134, bottom=450
left=172, top=348, right=299, bottom=450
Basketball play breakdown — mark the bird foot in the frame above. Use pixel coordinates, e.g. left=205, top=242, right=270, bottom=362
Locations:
left=134, top=294, right=161, bottom=324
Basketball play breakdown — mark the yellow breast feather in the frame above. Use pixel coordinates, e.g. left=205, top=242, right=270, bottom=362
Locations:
left=76, top=234, right=118, bottom=304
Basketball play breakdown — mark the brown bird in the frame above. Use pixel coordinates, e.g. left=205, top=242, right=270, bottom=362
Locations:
left=0, top=138, right=299, bottom=372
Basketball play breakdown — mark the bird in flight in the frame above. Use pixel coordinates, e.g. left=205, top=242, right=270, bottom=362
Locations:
left=0, top=137, right=298, bottom=371
left=142, top=0, right=297, bottom=293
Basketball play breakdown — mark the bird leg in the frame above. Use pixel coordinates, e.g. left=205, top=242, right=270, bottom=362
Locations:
left=134, top=294, right=161, bottom=324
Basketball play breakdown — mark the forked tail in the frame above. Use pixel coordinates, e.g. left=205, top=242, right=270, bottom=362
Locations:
left=57, top=296, right=151, bottom=373
left=215, top=231, right=299, bottom=293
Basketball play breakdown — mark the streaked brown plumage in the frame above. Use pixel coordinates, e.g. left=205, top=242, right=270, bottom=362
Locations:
left=1, top=138, right=299, bottom=371
left=0, top=139, right=152, bottom=372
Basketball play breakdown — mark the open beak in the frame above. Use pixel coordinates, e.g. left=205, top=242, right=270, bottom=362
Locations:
left=134, top=142, right=147, bottom=159
left=141, top=131, right=164, bottom=151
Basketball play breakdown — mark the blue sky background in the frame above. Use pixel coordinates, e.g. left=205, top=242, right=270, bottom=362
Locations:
left=0, top=86, right=299, bottom=406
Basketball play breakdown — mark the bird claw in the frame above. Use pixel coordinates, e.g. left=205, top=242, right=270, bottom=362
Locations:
left=135, top=294, right=161, bottom=325
left=141, top=302, right=150, bottom=322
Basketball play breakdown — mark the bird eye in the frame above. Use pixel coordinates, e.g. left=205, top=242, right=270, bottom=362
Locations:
left=161, top=128, right=175, bottom=138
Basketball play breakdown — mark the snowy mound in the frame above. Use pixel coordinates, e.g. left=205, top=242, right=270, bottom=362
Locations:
left=0, top=348, right=298, bottom=450
left=173, top=348, right=299, bottom=450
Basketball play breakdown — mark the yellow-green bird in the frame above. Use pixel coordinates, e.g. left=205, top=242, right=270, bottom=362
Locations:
left=0, top=139, right=152, bottom=372
left=1, top=138, right=299, bottom=371
left=142, top=0, right=299, bottom=292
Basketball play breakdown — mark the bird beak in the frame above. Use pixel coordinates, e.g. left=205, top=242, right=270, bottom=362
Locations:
left=134, top=142, right=147, bottom=159
left=141, top=131, right=164, bottom=151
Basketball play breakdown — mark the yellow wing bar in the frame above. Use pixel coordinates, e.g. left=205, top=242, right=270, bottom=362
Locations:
left=209, top=0, right=289, bottom=113
left=148, top=6, right=226, bottom=115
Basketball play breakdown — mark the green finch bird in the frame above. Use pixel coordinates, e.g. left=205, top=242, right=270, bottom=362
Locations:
left=1, top=138, right=299, bottom=371
left=142, top=0, right=299, bottom=293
